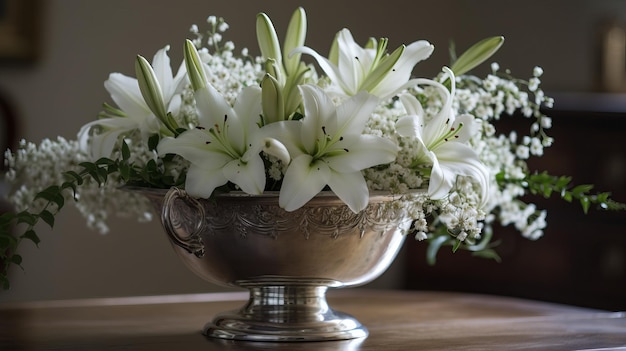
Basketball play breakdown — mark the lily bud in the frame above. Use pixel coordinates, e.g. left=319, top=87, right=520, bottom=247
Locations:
left=261, top=73, right=284, bottom=124
left=256, top=13, right=282, bottom=65
left=451, top=36, right=504, bottom=76
left=283, top=7, right=307, bottom=75
left=135, top=54, right=167, bottom=121
left=183, top=39, right=208, bottom=91
left=264, top=58, right=284, bottom=85
left=262, top=137, right=290, bottom=164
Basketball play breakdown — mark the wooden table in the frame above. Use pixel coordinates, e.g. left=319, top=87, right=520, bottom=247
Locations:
left=1, top=289, right=625, bottom=350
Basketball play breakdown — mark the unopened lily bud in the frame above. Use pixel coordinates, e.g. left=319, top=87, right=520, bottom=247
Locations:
left=262, top=137, right=290, bottom=164
left=261, top=73, right=284, bottom=124
left=183, top=39, right=208, bottom=91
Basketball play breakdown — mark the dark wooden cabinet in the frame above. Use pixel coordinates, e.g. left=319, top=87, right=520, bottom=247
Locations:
left=404, top=92, right=626, bottom=311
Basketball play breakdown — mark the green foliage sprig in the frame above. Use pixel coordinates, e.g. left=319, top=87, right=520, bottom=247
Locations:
left=499, top=171, right=626, bottom=213
left=0, top=141, right=178, bottom=289
left=423, top=171, right=626, bottom=266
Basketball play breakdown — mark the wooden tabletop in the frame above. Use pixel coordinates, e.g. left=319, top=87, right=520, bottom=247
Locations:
left=1, top=289, right=625, bottom=350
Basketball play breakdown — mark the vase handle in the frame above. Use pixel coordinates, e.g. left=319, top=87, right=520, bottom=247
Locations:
left=161, top=187, right=206, bottom=258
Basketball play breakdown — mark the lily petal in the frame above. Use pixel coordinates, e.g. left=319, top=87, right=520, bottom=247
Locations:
left=194, top=85, right=229, bottom=126
left=279, top=154, right=330, bottom=211
left=298, top=85, right=337, bottom=152
left=395, top=114, right=422, bottom=138
left=327, top=171, right=370, bottom=213
left=104, top=73, right=151, bottom=121
left=151, top=45, right=175, bottom=100
left=223, top=153, right=266, bottom=195
left=260, top=119, right=305, bottom=157
left=452, top=113, right=480, bottom=143
left=333, top=90, right=379, bottom=139
left=434, top=142, right=490, bottom=205
left=291, top=46, right=349, bottom=94
left=157, top=129, right=232, bottom=169
left=77, top=117, right=138, bottom=159
left=185, top=164, right=228, bottom=199
left=371, top=40, right=433, bottom=99
left=399, top=93, right=425, bottom=117
left=325, top=135, right=397, bottom=172
left=233, top=85, right=263, bottom=144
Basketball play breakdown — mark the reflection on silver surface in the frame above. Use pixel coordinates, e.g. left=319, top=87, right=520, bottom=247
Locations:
left=209, top=335, right=366, bottom=350
left=135, top=187, right=413, bottom=342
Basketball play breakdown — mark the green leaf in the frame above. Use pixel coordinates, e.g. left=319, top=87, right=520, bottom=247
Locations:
left=39, top=210, right=55, bottom=228
left=556, top=176, right=571, bottom=188
left=122, top=140, right=131, bottom=159
left=95, top=158, right=116, bottom=166
left=22, top=230, right=40, bottom=246
left=0, top=236, right=9, bottom=249
left=148, top=134, right=160, bottom=152
left=119, top=163, right=131, bottom=181
left=562, top=191, right=573, bottom=202
left=580, top=197, right=590, bottom=214
left=426, top=235, right=450, bottom=266
left=34, top=186, right=65, bottom=210
left=10, top=254, right=22, bottom=265
left=0, top=212, right=14, bottom=225
left=572, top=184, right=594, bottom=196
left=79, top=162, right=97, bottom=172
left=0, top=233, right=17, bottom=248
left=452, top=239, right=462, bottom=253
left=79, top=162, right=109, bottom=185
left=61, top=181, right=78, bottom=200
left=16, top=212, right=37, bottom=226
left=471, top=248, right=502, bottom=262
left=64, top=170, right=84, bottom=185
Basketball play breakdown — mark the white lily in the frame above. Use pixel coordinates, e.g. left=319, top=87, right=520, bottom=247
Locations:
left=78, top=46, right=186, bottom=159
left=293, top=28, right=434, bottom=100
left=396, top=68, right=490, bottom=204
left=264, top=85, right=398, bottom=213
left=157, top=41, right=289, bottom=198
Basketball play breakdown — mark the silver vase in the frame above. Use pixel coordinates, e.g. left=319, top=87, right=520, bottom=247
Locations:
left=135, top=187, right=412, bottom=342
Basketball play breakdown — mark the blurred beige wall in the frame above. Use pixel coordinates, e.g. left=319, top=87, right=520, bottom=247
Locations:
left=0, top=0, right=624, bottom=302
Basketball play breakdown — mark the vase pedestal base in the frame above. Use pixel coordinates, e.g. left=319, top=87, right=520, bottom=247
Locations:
left=202, top=280, right=368, bottom=342
left=204, top=310, right=367, bottom=342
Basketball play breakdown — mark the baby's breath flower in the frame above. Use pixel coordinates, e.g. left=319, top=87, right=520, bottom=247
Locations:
left=218, top=22, right=229, bottom=32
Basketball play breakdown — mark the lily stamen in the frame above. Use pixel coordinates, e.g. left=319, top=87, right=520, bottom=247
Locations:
left=431, top=123, right=464, bottom=149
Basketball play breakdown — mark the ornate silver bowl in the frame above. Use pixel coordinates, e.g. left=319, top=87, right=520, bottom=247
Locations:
left=135, top=187, right=412, bottom=342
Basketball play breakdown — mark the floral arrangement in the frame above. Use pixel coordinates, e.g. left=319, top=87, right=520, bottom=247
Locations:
left=1, top=8, right=624, bottom=289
